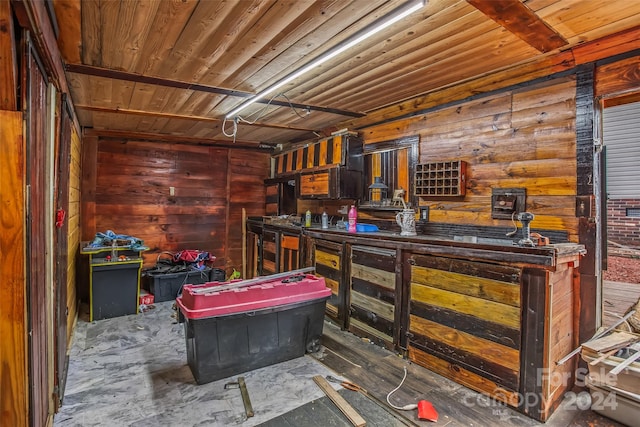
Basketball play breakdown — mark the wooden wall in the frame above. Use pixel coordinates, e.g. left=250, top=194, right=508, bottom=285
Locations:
left=595, top=54, right=640, bottom=97
left=66, top=125, right=81, bottom=340
left=82, top=138, right=270, bottom=273
left=361, top=76, right=579, bottom=242
left=227, top=150, right=273, bottom=272
left=0, top=110, right=28, bottom=427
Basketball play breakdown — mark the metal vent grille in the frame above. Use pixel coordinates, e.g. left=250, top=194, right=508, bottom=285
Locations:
left=626, top=208, right=640, bottom=218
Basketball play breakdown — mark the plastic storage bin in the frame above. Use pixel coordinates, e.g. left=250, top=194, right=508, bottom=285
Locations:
left=176, top=274, right=331, bottom=384
left=91, top=261, right=142, bottom=320
left=585, top=376, right=640, bottom=426
left=145, top=268, right=211, bottom=302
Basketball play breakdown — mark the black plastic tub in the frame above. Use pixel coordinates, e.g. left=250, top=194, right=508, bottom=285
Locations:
left=176, top=274, right=331, bottom=384
left=144, top=268, right=211, bottom=302
left=182, top=298, right=328, bottom=384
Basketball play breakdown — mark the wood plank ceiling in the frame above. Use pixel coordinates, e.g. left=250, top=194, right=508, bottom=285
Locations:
left=52, top=0, right=640, bottom=147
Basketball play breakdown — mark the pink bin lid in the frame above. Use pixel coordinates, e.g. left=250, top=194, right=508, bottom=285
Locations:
left=176, top=274, right=331, bottom=319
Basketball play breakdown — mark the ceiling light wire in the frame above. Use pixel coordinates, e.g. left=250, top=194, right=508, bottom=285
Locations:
left=279, top=93, right=310, bottom=119
left=221, top=116, right=238, bottom=141
left=224, top=0, right=425, bottom=119
left=237, top=93, right=281, bottom=125
left=222, top=92, right=313, bottom=140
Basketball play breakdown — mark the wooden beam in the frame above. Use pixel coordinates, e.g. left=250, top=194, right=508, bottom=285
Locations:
left=466, top=0, right=568, bottom=53
left=65, top=63, right=366, bottom=118
left=0, top=0, right=17, bottom=110
left=313, top=376, right=367, bottom=427
left=82, top=128, right=276, bottom=151
left=74, top=104, right=316, bottom=132
left=573, top=25, right=640, bottom=65
left=13, top=0, right=69, bottom=93
left=51, top=0, right=81, bottom=64
left=13, top=0, right=81, bottom=130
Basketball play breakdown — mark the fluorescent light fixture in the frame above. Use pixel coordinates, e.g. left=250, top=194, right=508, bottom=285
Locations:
left=225, top=0, right=425, bottom=118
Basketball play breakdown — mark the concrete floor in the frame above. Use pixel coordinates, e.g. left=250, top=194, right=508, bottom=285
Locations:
left=53, top=302, right=339, bottom=426
left=54, top=300, right=628, bottom=427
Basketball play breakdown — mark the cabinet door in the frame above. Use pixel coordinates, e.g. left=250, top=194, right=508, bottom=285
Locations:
left=349, top=246, right=397, bottom=349
left=407, top=253, right=522, bottom=399
left=261, top=230, right=278, bottom=275
left=299, top=170, right=331, bottom=199
left=265, top=183, right=279, bottom=215
left=279, top=233, right=300, bottom=272
left=299, top=167, right=362, bottom=200
left=313, top=239, right=345, bottom=326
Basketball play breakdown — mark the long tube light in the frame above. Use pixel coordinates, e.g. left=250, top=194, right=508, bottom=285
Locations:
left=225, top=0, right=425, bottom=119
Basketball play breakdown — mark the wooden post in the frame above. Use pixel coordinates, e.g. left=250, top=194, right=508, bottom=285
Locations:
left=242, top=207, right=247, bottom=279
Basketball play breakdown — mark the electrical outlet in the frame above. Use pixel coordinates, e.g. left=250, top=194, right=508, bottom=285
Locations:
left=420, top=207, right=429, bottom=221
left=169, top=186, right=175, bottom=196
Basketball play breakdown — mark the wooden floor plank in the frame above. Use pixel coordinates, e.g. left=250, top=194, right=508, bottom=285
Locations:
left=313, top=376, right=367, bottom=427
left=602, top=280, right=640, bottom=328
left=310, top=319, right=627, bottom=427
left=259, top=389, right=408, bottom=427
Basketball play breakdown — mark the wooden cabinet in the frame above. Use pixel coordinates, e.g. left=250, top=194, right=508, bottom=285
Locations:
left=273, top=133, right=364, bottom=200
left=257, top=223, right=583, bottom=422
left=250, top=224, right=301, bottom=276
left=312, top=239, right=346, bottom=326
left=405, top=250, right=581, bottom=422
left=273, top=133, right=362, bottom=175
left=348, top=246, right=399, bottom=350
left=264, top=176, right=297, bottom=215
left=406, top=254, right=522, bottom=396
left=299, top=167, right=362, bottom=199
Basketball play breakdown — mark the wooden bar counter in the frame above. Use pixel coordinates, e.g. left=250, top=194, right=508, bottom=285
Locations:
left=247, top=219, right=585, bottom=421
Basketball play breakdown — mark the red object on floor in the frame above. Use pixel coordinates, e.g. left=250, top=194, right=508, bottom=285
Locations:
left=417, top=400, right=438, bottom=422
left=176, top=274, right=331, bottom=319
left=139, top=291, right=154, bottom=305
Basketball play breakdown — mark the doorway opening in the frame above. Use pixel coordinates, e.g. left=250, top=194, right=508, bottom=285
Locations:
left=599, top=92, right=640, bottom=328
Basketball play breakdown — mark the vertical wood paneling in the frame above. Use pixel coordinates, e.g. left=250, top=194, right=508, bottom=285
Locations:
left=227, top=149, right=270, bottom=273
left=80, top=134, right=98, bottom=240
left=332, top=136, right=342, bottom=165
left=0, top=110, right=28, bottom=427
left=25, top=43, right=52, bottom=427
left=54, top=97, right=72, bottom=407
left=0, top=0, right=17, bottom=110
left=66, top=125, right=81, bottom=341
left=317, top=139, right=327, bottom=167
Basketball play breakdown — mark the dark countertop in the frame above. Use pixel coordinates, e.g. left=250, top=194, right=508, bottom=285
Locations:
left=248, top=218, right=586, bottom=266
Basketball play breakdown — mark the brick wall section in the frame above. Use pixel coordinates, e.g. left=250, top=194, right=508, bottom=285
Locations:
left=608, top=199, right=640, bottom=246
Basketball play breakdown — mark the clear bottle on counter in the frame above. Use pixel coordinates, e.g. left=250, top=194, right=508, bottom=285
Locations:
left=348, top=205, right=357, bottom=233
left=321, top=211, right=329, bottom=229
